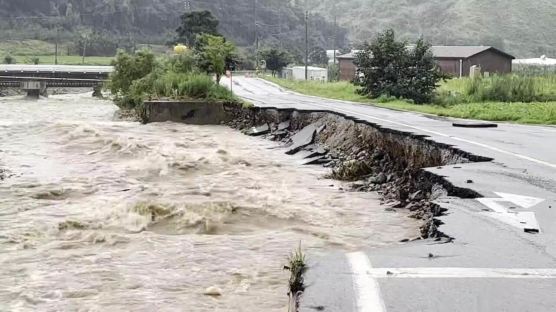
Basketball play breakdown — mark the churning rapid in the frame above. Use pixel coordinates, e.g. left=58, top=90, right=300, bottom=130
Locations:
left=0, top=93, right=419, bottom=311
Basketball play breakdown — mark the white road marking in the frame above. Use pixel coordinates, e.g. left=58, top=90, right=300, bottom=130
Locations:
left=250, top=78, right=556, bottom=170
left=347, top=252, right=386, bottom=312
left=369, top=267, right=556, bottom=279
left=477, top=192, right=544, bottom=232
left=493, top=192, right=545, bottom=208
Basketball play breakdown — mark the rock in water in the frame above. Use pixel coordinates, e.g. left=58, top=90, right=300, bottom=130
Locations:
left=203, top=286, right=222, bottom=296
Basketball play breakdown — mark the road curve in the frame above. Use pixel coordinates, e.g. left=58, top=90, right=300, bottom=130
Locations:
left=226, top=76, right=556, bottom=312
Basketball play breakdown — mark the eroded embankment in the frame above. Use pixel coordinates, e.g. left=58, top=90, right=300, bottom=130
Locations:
left=224, top=104, right=492, bottom=240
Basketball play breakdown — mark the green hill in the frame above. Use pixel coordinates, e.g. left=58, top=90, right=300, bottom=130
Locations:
left=0, top=0, right=347, bottom=59
left=308, top=0, right=556, bottom=58
left=1, top=0, right=553, bottom=58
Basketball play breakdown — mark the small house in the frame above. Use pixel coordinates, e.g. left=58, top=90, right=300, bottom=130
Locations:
left=337, top=51, right=360, bottom=81
left=432, top=46, right=515, bottom=77
left=337, top=46, right=515, bottom=80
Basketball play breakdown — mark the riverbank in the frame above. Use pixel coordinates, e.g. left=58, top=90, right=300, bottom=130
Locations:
left=0, top=93, right=418, bottom=311
left=264, top=76, right=556, bottom=125
left=223, top=104, right=489, bottom=242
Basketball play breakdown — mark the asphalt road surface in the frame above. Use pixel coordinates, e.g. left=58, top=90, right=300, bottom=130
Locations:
left=226, top=76, right=556, bottom=312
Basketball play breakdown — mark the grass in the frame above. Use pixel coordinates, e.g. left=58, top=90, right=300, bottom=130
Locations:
left=265, top=76, right=556, bottom=125
left=1, top=39, right=115, bottom=65
left=25, top=55, right=114, bottom=65
left=0, top=39, right=60, bottom=56
left=284, top=244, right=307, bottom=295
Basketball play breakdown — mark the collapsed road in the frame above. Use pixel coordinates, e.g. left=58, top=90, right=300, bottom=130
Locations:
left=224, top=76, right=556, bottom=312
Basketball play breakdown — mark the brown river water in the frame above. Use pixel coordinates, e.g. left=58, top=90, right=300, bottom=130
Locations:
left=0, top=93, right=418, bottom=311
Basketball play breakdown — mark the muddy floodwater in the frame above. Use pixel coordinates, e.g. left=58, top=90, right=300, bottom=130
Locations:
left=0, top=93, right=419, bottom=311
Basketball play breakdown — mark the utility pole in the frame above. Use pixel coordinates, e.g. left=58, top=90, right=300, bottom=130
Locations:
left=184, top=0, right=191, bottom=12
left=54, top=26, right=59, bottom=65
left=333, top=14, right=337, bottom=66
left=305, top=10, right=308, bottom=80
left=254, top=0, right=259, bottom=72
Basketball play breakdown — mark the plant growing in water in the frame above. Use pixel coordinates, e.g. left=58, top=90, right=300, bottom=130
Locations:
left=284, top=243, right=307, bottom=310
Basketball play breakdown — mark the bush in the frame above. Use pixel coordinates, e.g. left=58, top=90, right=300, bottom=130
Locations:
left=3, top=55, right=15, bottom=64
left=108, top=49, right=156, bottom=99
left=168, top=52, right=196, bottom=73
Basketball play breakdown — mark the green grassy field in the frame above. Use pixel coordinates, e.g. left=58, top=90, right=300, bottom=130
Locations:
left=0, top=39, right=122, bottom=66
left=30, top=55, right=114, bottom=65
left=265, top=76, right=556, bottom=125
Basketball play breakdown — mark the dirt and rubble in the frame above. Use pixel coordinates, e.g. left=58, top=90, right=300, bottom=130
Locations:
left=224, top=104, right=491, bottom=240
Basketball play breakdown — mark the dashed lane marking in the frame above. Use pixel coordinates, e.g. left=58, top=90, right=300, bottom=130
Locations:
left=347, top=252, right=387, bottom=312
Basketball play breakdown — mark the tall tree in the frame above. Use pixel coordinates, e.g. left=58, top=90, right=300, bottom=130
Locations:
left=354, top=29, right=442, bottom=104
left=309, top=47, right=328, bottom=66
left=196, top=34, right=236, bottom=83
left=175, top=10, right=220, bottom=46
left=260, top=49, right=291, bottom=76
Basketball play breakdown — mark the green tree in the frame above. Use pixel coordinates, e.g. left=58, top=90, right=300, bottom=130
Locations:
left=405, top=38, right=445, bottom=104
left=260, top=49, right=291, bottom=76
left=175, top=10, right=220, bottom=46
left=309, top=47, right=328, bottom=66
left=108, top=49, right=156, bottom=106
left=354, top=29, right=442, bottom=104
left=196, top=34, right=235, bottom=83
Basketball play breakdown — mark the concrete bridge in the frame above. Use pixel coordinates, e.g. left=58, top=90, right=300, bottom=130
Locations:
left=0, top=64, right=113, bottom=97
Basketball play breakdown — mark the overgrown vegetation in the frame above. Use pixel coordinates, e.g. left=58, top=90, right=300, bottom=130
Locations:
left=108, top=49, right=238, bottom=111
left=354, top=29, right=444, bottom=104
left=435, top=75, right=556, bottom=104
left=265, top=76, right=556, bottom=125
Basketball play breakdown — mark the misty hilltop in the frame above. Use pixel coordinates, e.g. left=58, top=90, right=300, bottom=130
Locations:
left=308, top=0, right=556, bottom=57
left=1, top=0, right=554, bottom=57
left=0, top=0, right=346, bottom=57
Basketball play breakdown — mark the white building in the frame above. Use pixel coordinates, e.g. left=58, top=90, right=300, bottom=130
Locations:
left=513, top=55, right=556, bottom=66
left=282, top=66, right=328, bottom=82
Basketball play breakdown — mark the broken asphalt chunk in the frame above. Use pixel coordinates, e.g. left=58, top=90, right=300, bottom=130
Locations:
left=286, top=124, right=318, bottom=155
left=245, top=123, right=270, bottom=136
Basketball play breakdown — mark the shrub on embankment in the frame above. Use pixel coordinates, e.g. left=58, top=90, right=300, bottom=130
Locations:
left=107, top=49, right=237, bottom=110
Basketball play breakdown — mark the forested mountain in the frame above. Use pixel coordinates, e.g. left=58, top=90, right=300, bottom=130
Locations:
left=308, top=0, right=556, bottom=57
left=1, top=0, right=554, bottom=58
left=0, top=0, right=347, bottom=59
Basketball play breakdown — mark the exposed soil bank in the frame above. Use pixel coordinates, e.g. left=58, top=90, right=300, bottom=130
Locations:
left=223, top=104, right=492, bottom=240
